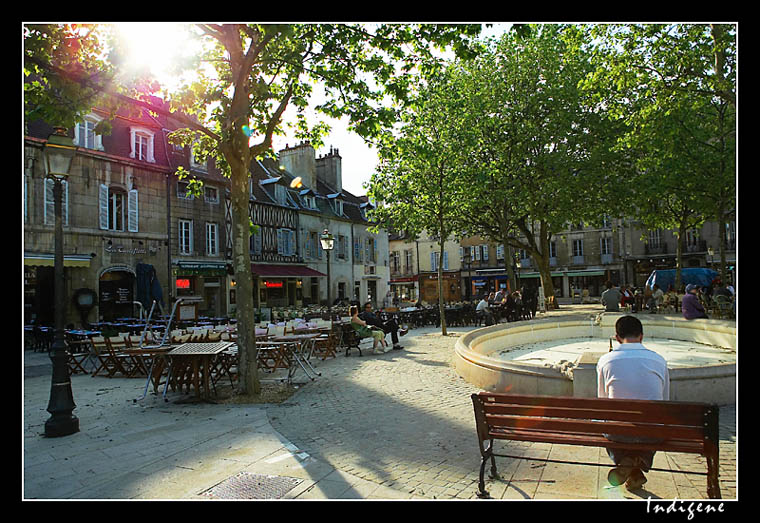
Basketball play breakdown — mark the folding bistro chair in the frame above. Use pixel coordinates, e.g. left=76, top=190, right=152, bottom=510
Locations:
left=64, top=333, right=91, bottom=375
left=310, top=329, right=338, bottom=360
left=103, top=336, right=137, bottom=377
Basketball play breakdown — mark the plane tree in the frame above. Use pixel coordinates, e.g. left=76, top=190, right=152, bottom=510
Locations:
left=164, top=23, right=483, bottom=394
left=452, top=25, right=630, bottom=304
left=582, top=23, right=736, bottom=289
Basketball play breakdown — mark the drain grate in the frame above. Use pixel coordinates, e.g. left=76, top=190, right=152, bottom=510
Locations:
left=202, top=472, right=303, bottom=500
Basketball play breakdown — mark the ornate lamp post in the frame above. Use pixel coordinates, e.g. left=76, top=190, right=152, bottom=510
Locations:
left=42, top=128, right=79, bottom=438
left=320, top=229, right=335, bottom=318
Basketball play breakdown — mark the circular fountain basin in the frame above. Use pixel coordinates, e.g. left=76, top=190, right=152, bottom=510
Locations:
left=453, top=313, right=736, bottom=404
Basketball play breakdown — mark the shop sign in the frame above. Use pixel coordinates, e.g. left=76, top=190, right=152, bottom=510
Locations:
left=104, top=243, right=157, bottom=256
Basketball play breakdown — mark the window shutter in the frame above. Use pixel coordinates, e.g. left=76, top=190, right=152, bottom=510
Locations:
left=43, top=179, right=69, bottom=226
left=128, top=189, right=139, bottom=232
left=43, top=178, right=54, bottom=225
left=62, top=181, right=68, bottom=226
left=430, top=251, right=437, bottom=271
left=482, top=244, right=489, bottom=261
left=99, top=184, right=109, bottom=229
left=443, top=251, right=449, bottom=270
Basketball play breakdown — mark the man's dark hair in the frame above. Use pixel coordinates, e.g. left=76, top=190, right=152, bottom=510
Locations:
left=605, top=281, right=613, bottom=289
left=615, top=315, right=643, bottom=339
left=363, top=302, right=372, bottom=310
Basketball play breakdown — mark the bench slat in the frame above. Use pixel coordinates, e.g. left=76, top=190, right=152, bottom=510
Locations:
left=481, top=403, right=704, bottom=426
left=483, top=414, right=705, bottom=441
left=487, top=428, right=705, bottom=454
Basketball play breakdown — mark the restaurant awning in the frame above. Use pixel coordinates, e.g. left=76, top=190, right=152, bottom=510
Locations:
left=24, top=253, right=91, bottom=268
left=251, top=263, right=326, bottom=278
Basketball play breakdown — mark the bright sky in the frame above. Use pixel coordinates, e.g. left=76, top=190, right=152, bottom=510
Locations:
left=113, top=22, right=512, bottom=196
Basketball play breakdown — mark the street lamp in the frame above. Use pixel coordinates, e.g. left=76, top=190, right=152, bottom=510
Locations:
left=320, top=229, right=335, bottom=318
left=42, top=128, right=79, bottom=437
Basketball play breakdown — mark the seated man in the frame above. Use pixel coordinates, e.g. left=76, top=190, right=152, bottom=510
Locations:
left=597, top=315, right=669, bottom=491
left=359, top=302, right=408, bottom=350
left=476, top=295, right=495, bottom=325
left=601, top=281, right=622, bottom=312
left=682, top=284, right=709, bottom=320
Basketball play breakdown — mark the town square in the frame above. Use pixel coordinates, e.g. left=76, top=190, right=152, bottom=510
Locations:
left=23, top=22, right=736, bottom=505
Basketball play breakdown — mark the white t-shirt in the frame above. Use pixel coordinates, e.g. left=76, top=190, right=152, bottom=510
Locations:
left=597, top=343, right=670, bottom=401
left=476, top=299, right=489, bottom=312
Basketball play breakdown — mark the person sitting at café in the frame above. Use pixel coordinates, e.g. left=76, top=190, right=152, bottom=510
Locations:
left=476, top=294, right=495, bottom=326
left=359, top=302, right=408, bottom=351
left=646, top=284, right=664, bottom=313
left=682, top=284, right=709, bottom=320
left=350, top=305, right=389, bottom=354
left=601, top=281, right=622, bottom=312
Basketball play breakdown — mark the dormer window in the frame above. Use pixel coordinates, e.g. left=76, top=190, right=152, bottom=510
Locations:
left=129, top=126, right=155, bottom=163
left=327, top=193, right=343, bottom=216
left=74, top=114, right=104, bottom=150
left=299, top=188, right=316, bottom=210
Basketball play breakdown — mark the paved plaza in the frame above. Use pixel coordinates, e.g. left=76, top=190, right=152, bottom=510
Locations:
left=23, top=305, right=736, bottom=501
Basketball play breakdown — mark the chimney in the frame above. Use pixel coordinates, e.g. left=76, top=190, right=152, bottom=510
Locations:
left=316, top=146, right=342, bottom=194
left=278, top=142, right=317, bottom=190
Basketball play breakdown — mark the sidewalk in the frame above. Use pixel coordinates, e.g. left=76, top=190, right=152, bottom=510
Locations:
left=23, top=305, right=736, bottom=500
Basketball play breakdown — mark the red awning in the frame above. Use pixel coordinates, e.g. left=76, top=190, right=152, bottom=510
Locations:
left=251, top=263, right=326, bottom=277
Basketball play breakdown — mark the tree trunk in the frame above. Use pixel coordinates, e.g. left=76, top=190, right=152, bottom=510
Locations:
left=534, top=252, right=557, bottom=310
left=674, top=227, right=683, bottom=292
left=225, top=145, right=260, bottom=396
left=437, top=238, right=447, bottom=336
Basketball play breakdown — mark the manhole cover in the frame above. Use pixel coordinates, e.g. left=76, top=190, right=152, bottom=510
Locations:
left=202, top=472, right=303, bottom=500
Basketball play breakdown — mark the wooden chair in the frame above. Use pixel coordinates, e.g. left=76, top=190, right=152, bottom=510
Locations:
left=311, top=330, right=338, bottom=360
left=90, top=336, right=117, bottom=377
left=103, top=336, right=137, bottom=377
left=64, top=333, right=91, bottom=375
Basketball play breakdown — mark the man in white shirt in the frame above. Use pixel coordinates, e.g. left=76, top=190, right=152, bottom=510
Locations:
left=476, top=295, right=494, bottom=325
left=597, top=315, right=670, bottom=491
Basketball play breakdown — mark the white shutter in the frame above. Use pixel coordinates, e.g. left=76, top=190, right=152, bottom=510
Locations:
left=99, top=184, right=109, bottom=230
left=44, top=179, right=69, bottom=226
left=62, top=181, right=68, bottom=226
left=128, top=189, right=139, bottom=232
left=44, top=178, right=54, bottom=225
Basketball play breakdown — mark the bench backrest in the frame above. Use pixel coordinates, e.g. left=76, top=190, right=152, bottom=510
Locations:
left=472, top=392, right=718, bottom=452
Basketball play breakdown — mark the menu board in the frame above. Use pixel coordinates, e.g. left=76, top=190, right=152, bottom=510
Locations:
left=178, top=303, right=198, bottom=321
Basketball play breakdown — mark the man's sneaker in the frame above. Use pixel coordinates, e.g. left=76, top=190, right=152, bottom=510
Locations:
left=607, top=467, right=632, bottom=487
left=393, top=345, right=403, bottom=350
left=399, top=327, right=409, bottom=337
left=624, top=469, right=647, bottom=491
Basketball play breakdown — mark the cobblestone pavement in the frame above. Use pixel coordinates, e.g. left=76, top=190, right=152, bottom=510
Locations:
left=267, top=320, right=737, bottom=500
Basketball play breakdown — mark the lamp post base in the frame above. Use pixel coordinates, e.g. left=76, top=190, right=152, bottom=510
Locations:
left=44, top=414, right=80, bottom=438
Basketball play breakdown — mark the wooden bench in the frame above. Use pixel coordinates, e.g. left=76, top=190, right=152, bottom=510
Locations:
left=339, top=322, right=365, bottom=357
left=471, top=392, right=721, bottom=499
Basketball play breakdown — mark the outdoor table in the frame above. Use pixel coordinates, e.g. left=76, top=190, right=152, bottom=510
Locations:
left=166, top=342, right=237, bottom=402
left=271, top=333, right=321, bottom=381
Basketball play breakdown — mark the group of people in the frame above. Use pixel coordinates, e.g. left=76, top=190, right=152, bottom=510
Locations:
left=601, top=280, right=735, bottom=320
left=476, top=287, right=538, bottom=326
left=349, top=302, right=409, bottom=354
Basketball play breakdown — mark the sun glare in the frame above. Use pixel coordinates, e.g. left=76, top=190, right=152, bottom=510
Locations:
left=114, top=22, right=200, bottom=91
